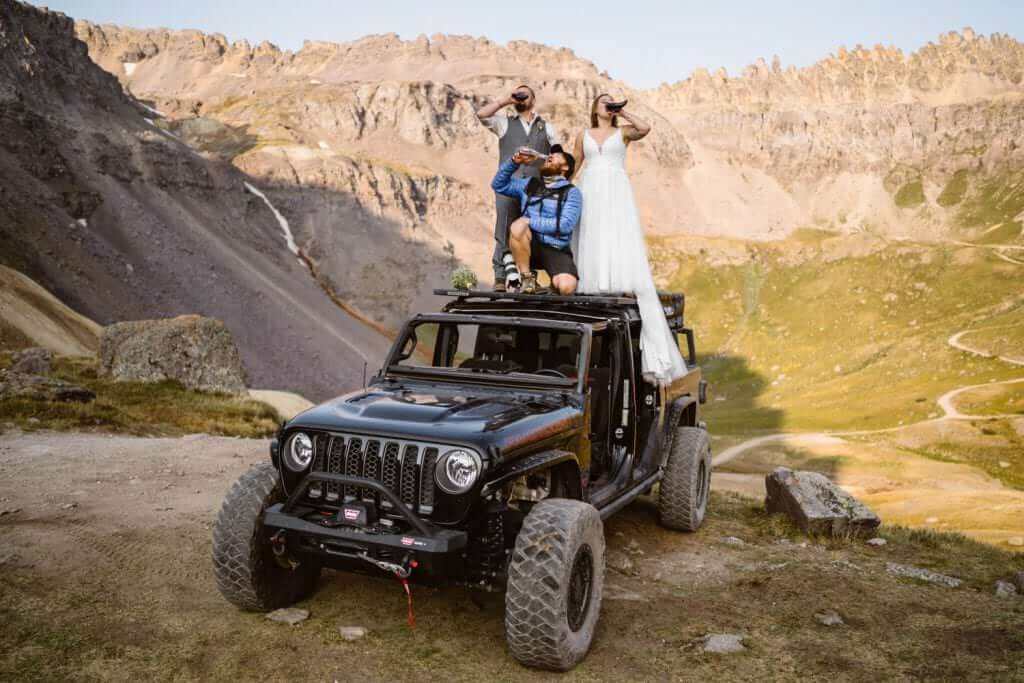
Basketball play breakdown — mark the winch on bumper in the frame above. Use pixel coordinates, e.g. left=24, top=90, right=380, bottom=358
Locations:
left=262, top=472, right=467, bottom=578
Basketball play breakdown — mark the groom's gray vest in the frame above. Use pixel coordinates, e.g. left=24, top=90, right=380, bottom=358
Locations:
left=498, top=115, right=551, bottom=179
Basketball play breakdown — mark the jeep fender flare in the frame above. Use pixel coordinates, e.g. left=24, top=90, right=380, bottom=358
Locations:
left=659, top=396, right=699, bottom=468
left=482, top=449, right=582, bottom=499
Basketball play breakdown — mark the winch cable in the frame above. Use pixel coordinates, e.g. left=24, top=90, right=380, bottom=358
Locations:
left=350, top=551, right=417, bottom=628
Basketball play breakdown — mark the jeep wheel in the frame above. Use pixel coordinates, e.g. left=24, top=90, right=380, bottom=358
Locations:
left=658, top=426, right=712, bottom=531
left=504, top=499, right=605, bottom=671
left=212, top=462, right=320, bottom=611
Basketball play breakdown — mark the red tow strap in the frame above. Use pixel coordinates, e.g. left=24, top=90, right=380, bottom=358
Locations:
left=399, top=575, right=415, bottom=628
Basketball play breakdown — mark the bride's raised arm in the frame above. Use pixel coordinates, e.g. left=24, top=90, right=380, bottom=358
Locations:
left=618, top=108, right=651, bottom=142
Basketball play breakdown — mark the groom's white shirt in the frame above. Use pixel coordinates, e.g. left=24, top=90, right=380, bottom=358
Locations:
left=480, top=112, right=560, bottom=146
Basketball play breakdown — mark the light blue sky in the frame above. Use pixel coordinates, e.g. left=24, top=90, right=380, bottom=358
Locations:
left=40, top=0, right=1023, bottom=88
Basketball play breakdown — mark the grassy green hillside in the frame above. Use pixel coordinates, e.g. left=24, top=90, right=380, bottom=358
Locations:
left=0, top=354, right=280, bottom=437
left=654, top=237, right=1023, bottom=435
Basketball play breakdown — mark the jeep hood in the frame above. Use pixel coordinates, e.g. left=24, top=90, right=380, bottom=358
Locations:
left=287, top=383, right=583, bottom=455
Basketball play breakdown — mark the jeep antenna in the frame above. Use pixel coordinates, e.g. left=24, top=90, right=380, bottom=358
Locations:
left=362, top=361, right=368, bottom=388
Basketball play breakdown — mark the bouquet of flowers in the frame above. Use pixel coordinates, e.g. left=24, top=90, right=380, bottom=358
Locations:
left=450, top=266, right=478, bottom=291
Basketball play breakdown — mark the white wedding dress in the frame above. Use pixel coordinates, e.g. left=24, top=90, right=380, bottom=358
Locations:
left=574, top=128, right=689, bottom=385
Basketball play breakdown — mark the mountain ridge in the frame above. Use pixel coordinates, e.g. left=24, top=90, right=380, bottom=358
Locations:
left=0, top=0, right=392, bottom=400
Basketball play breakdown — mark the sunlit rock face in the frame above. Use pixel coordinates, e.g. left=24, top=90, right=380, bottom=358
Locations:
left=76, top=22, right=1024, bottom=265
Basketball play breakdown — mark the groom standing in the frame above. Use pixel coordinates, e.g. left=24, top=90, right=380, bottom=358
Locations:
left=476, top=85, right=560, bottom=290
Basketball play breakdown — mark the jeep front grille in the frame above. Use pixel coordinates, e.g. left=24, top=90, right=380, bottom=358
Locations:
left=308, top=433, right=441, bottom=515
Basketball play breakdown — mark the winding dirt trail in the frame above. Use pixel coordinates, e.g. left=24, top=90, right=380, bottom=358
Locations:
left=713, top=318, right=1024, bottom=468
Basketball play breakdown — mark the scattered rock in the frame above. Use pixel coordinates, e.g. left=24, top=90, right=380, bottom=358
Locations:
left=830, top=559, right=860, bottom=571
left=0, top=508, right=22, bottom=516
left=886, top=562, right=962, bottom=588
left=722, top=536, right=746, bottom=546
left=998, top=461, right=1010, bottom=469
left=59, top=503, right=78, bottom=510
left=338, top=626, right=368, bottom=641
left=814, top=609, right=844, bottom=626
left=265, top=607, right=309, bottom=625
left=603, top=587, right=649, bottom=602
left=606, top=549, right=636, bottom=575
left=1006, top=537, right=1024, bottom=547
left=701, top=633, right=746, bottom=654
left=924, top=517, right=939, bottom=524
left=764, top=468, right=880, bottom=537
left=994, top=581, right=1017, bottom=598
left=0, top=373, right=95, bottom=403
left=10, top=347, right=53, bottom=375
left=1014, top=571, right=1024, bottom=592
left=99, top=315, right=248, bottom=393
left=866, top=537, right=888, bottom=547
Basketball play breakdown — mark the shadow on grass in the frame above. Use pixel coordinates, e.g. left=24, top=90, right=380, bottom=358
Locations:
left=699, top=353, right=784, bottom=436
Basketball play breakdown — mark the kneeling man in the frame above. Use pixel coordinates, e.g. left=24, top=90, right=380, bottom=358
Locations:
left=491, top=145, right=581, bottom=294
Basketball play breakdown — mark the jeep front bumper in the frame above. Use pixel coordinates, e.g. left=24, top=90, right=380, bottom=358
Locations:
left=262, top=472, right=467, bottom=578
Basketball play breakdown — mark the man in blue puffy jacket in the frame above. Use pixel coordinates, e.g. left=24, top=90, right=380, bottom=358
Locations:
left=491, top=144, right=581, bottom=294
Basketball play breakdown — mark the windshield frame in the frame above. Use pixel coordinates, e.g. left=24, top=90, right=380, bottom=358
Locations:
left=383, top=313, right=592, bottom=392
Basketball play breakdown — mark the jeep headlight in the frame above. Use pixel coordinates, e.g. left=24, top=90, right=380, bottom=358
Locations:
left=284, top=432, right=314, bottom=472
left=435, top=448, right=481, bottom=494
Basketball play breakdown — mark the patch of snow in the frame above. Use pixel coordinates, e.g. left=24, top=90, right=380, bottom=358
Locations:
left=138, top=101, right=164, bottom=117
left=123, top=62, right=137, bottom=76
left=76, top=218, right=87, bottom=228
left=318, top=141, right=330, bottom=150
left=243, top=181, right=302, bottom=258
left=143, top=117, right=180, bottom=140
left=310, top=79, right=322, bottom=85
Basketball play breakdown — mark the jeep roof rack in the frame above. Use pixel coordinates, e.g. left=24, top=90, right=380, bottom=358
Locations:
left=433, top=289, right=637, bottom=306
left=434, top=289, right=686, bottom=332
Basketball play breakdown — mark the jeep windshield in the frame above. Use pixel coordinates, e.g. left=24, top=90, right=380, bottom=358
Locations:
left=386, top=318, right=584, bottom=387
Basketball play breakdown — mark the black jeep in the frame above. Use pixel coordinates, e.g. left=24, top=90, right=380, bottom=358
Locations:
left=212, top=289, right=710, bottom=671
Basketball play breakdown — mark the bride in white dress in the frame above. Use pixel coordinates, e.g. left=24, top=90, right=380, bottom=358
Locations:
left=572, top=94, right=688, bottom=386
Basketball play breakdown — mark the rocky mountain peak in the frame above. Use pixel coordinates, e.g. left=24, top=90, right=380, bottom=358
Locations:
left=652, top=27, right=1024, bottom=109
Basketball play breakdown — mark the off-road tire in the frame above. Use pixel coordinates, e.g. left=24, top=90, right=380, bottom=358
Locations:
left=505, top=499, right=605, bottom=671
left=212, top=462, right=320, bottom=611
left=658, top=426, right=712, bottom=531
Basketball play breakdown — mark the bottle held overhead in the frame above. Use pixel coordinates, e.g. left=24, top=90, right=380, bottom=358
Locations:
left=515, top=147, right=547, bottom=168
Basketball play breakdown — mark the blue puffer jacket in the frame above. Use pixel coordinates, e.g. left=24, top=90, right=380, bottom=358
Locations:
left=491, top=158, right=582, bottom=250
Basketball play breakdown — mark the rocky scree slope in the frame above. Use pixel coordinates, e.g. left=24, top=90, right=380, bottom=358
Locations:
left=74, top=23, right=1024, bottom=277
left=0, top=1, right=391, bottom=401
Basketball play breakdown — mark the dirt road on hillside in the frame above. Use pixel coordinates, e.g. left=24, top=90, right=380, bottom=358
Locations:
left=4, top=431, right=1022, bottom=680
left=710, top=286, right=1024, bottom=547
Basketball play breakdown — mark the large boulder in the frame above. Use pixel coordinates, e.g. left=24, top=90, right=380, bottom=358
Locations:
left=99, top=315, right=247, bottom=394
left=765, top=467, right=880, bottom=538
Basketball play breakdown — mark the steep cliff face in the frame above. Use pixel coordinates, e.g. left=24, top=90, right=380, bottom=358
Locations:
left=0, top=1, right=391, bottom=400
left=73, top=21, right=1024, bottom=252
